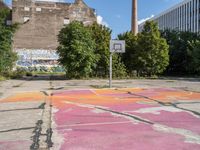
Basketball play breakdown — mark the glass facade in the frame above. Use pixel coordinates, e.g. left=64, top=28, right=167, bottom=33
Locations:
left=139, top=0, right=200, bottom=33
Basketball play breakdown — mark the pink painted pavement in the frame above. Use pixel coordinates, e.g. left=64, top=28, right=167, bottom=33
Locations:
left=1, top=88, right=200, bottom=149
left=51, top=88, right=200, bottom=150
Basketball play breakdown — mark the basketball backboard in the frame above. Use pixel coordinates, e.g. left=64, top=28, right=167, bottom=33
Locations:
left=110, top=40, right=125, bottom=53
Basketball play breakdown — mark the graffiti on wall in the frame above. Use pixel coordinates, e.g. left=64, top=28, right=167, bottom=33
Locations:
left=16, top=49, right=59, bottom=68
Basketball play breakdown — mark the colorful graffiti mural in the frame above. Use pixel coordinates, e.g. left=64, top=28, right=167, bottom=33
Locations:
left=1, top=88, right=200, bottom=149
left=15, top=49, right=59, bottom=68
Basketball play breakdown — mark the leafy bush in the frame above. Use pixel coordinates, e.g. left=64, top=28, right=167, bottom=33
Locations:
left=57, top=21, right=128, bottom=79
left=57, top=21, right=97, bottom=79
left=26, top=72, right=33, bottom=76
left=118, top=21, right=169, bottom=77
left=136, top=21, right=169, bottom=76
left=161, top=30, right=200, bottom=75
left=0, top=75, right=6, bottom=81
left=112, top=54, right=127, bottom=78
left=10, top=68, right=26, bottom=79
left=88, top=23, right=111, bottom=77
left=0, top=8, right=18, bottom=77
left=118, top=31, right=138, bottom=76
left=188, top=40, right=200, bottom=74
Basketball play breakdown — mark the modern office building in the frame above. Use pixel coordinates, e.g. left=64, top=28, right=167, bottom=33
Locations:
left=139, top=0, right=200, bottom=33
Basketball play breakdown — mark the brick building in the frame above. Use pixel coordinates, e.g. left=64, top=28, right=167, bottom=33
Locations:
left=10, top=0, right=97, bottom=69
left=0, top=1, right=12, bottom=24
left=0, top=1, right=6, bottom=8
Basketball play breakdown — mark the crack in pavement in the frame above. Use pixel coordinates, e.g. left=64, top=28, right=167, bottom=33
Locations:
left=12, top=82, right=26, bottom=88
left=46, top=128, right=53, bottom=148
left=172, top=103, right=200, bottom=117
left=0, top=127, right=35, bottom=133
left=64, top=100, right=200, bottom=145
left=95, top=107, right=154, bottom=125
left=174, top=102, right=200, bottom=105
left=41, top=91, right=49, bottom=96
left=30, top=120, right=43, bottom=150
left=97, top=107, right=200, bottom=144
left=115, top=89, right=200, bottom=118
left=33, top=90, right=53, bottom=150
left=0, top=103, right=46, bottom=113
left=30, top=91, right=53, bottom=150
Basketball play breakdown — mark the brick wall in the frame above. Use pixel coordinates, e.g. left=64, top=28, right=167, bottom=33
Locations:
left=12, top=0, right=96, bottom=50
left=0, top=1, right=8, bottom=9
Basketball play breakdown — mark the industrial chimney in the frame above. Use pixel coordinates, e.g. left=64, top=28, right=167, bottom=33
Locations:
left=131, top=0, right=138, bottom=35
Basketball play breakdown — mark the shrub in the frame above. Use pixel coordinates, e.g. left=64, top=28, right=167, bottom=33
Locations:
left=10, top=68, right=26, bottom=79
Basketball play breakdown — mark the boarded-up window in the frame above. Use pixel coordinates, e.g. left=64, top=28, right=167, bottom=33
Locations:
left=6, top=20, right=12, bottom=25
left=83, top=21, right=92, bottom=26
left=36, top=8, right=42, bottom=12
left=24, top=17, right=30, bottom=23
left=64, top=18, right=70, bottom=25
left=24, top=7, right=30, bottom=11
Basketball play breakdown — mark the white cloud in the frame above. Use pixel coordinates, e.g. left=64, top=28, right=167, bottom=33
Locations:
left=138, top=15, right=154, bottom=25
left=97, top=15, right=109, bottom=27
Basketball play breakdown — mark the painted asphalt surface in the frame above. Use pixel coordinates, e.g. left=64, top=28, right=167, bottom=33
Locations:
left=1, top=88, right=200, bottom=149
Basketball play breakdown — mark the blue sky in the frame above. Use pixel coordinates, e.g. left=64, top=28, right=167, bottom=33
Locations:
left=5, top=0, right=183, bottom=38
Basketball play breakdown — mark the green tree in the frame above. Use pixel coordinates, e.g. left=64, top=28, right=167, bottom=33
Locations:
left=161, top=30, right=199, bottom=75
left=0, top=8, right=18, bottom=75
left=57, top=21, right=96, bottom=78
left=188, top=40, right=200, bottom=74
left=88, top=23, right=127, bottom=78
left=137, top=21, right=169, bottom=76
left=118, top=31, right=138, bottom=76
left=112, top=54, right=127, bottom=78
left=88, top=23, right=111, bottom=77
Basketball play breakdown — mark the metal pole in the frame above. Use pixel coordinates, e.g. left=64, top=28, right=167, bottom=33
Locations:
left=109, top=53, right=112, bottom=88
left=131, top=0, right=138, bottom=35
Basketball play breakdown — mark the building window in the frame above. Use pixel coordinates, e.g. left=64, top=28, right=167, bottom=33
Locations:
left=36, top=8, right=42, bottom=12
left=6, top=20, right=12, bottom=25
left=64, top=18, right=70, bottom=25
left=24, top=7, right=30, bottom=11
left=23, top=17, right=30, bottom=23
left=83, top=21, right=92, bottom=26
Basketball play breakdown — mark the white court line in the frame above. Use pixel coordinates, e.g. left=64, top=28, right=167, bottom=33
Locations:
left=56, top=121, right=132, bottom=128
left=90, top=89, right=101, bottom=96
